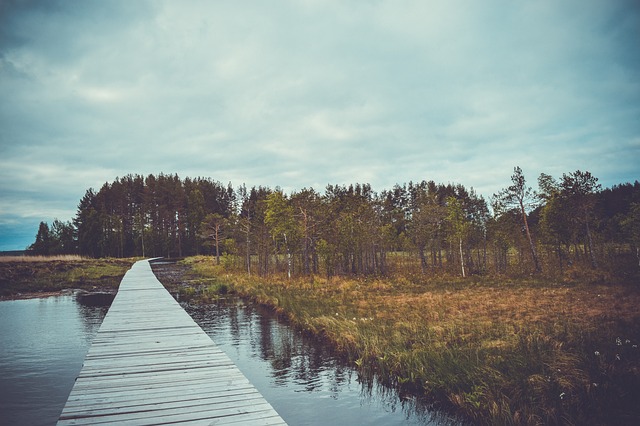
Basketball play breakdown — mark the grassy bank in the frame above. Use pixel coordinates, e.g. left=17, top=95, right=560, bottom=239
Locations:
left=0, top=256, right=136, bottom=298
left=178, top=256, right=640, bottom=425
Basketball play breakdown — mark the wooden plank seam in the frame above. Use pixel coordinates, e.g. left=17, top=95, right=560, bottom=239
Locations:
left=57, top=259, right=287, bottom=426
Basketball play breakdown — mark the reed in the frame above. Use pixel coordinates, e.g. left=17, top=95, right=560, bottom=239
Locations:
left=180, top=255, right=640, bottom=424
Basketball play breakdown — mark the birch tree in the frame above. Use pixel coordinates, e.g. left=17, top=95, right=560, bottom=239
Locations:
left=265, top=190, right=297, bottom=278
left=446, top=196, right=470, bottom=277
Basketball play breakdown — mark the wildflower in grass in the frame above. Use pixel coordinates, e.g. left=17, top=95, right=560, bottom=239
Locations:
left=616, top=354, right=621, bottom=361
left=616, top=337, right=623, bottom=346
left=594, top=351, right=600, bottom=356
left=559, top=392, right=566, bottom=400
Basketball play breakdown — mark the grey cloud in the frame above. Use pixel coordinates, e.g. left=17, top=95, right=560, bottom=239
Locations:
left=1, top=0, right=639, bottom=250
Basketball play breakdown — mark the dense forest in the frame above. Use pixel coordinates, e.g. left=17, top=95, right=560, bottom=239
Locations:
left=29, top=169, right=640, bottom=279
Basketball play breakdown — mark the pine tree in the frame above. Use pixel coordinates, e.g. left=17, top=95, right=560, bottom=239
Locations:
left=494, top=167, right=541, bottom=273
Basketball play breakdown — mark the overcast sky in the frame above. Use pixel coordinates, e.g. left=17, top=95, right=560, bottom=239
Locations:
left=1, top=0, right=639, bottom=251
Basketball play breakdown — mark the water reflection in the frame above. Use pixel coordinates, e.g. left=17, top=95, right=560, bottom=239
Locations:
left=0, top=294, right=109, bottom=426
left=186, top=299, right=462, bottom=426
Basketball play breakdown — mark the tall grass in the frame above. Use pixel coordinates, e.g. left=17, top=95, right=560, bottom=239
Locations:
left=180, top=255, right=640, bottom=425
left=0, top=254, right=85, bottom=262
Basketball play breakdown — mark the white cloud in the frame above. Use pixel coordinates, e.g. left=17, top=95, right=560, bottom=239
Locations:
left=0, top=0, right=639, bottom=249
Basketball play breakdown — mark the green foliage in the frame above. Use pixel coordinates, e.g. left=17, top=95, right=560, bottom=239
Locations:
left=29, top=222, right=51, bottom=255
left=29, top=170, right=638, bottom=282
left=622, top=203, right=640, bottom=247
left=494, top=166, right=542, bottom=273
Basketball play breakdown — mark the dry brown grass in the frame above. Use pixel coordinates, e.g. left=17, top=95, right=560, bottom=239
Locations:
left=179, top=255, right=640, bottom=425
left=0, top=257, right=135, bottom=298
left=0, top=254, right=85, bottom=262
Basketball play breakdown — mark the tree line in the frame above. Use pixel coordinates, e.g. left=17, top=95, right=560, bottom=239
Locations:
left=29, top=169, right=640, bottom=278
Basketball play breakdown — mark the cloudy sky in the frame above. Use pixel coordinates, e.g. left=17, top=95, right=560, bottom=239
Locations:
left=1, top=0, right=639, bottom=251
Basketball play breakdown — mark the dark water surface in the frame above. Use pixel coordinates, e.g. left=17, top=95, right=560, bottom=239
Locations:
left=0, top=292, right=460, bottom=425
left=0, top=295, right=108, bottom=426
left=186, top=300, right=460, bottom=426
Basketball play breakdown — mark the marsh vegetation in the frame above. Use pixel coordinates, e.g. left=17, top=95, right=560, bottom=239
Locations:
left=15, top=167, right=640, bottom=423
left=173, top=255, right=640, bottom=425
left=0, top=256, right=135, bottom=298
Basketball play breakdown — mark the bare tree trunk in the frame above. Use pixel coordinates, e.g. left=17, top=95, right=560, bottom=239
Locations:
left=214, top=224, right=220, bottom=265
left=520, top=200, right=541, bottom=273
left=284, top=233, right=291, bottom=279
left=244, top=221, right=251, bottom=275
left=585, top=215, right=597, bottom=268
left=459, top=237, right=466, bottom=278
left=482, top=232, right=487, bottom=272
left=419, top=246, right=427, bottom=274
left=557, top=241, right=564, bottom=274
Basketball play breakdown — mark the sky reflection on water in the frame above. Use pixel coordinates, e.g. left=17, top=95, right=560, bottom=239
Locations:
left=0, top=293, right=461, bottom=425
left=0, top=295, right=107, bottom=426
left=186, top=300, right=461, bottom=426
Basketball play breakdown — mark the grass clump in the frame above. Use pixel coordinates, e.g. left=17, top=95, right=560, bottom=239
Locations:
left=152, top=256, right=233, bottom=303
left=0, top=257, right=136, bottom=298
left=180, top=255, right=640, bottom=425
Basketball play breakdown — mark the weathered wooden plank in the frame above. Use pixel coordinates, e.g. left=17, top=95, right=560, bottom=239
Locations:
left=61, top=391, right=268, bottom=417
left=64, top=374, right=252, bottom=399
left=79, top=349, right=231, bottom=369
left=64, top=372, right=252, bottom=395
left=59, top=401, right=278, bottom=425
left=62, top=381, right=257, bottom=408
left=57, top=259, right=286, bottom=425
left=63, top=366, right=247, bottom=391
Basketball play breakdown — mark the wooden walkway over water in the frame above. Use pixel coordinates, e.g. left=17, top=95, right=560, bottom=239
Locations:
left=58, top=259, right=287, bottom=425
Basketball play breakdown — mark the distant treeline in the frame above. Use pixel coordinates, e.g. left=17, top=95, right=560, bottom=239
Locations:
left=29, top=169, right=640, bottom=278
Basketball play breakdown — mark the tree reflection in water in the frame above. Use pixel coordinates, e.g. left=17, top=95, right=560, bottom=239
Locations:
left=186, top=299, right=463, bottom=426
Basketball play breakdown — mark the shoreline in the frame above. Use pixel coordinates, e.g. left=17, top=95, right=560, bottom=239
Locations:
left=170, top=256, right=640, bottom=425
left=1, top=290, right=71, bottom=301
left=0, top=257, right=134, bottom=300
left=0, top=287, right=116, bottom=302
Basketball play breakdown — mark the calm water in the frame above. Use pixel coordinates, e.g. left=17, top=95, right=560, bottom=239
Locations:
left=0, top=293, right=460, bottom=426
left=0, top=295, right=108, bottom=426
left=186, top=300, right=460, bottom=426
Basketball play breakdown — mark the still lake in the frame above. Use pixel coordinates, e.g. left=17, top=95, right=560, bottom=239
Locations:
left=0, top=295, right=108, bottom=426
left=0, top=294, right=461, bottom=425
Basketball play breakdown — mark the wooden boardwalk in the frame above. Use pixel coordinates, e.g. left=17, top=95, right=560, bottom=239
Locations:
left=58, top=259, right=287, bottom=425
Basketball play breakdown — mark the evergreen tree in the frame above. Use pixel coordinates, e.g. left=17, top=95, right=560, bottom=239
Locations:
left=50, top=219, right=76, bottom=254
left=29, top=221, right=52, bottom=255
left=560, top=170, right=601, bottom=268
left=75, top=189, right=100, bottom=257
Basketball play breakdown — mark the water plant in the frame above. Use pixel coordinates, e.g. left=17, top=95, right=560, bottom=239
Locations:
left=179, top=255, right=640, bottom=425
